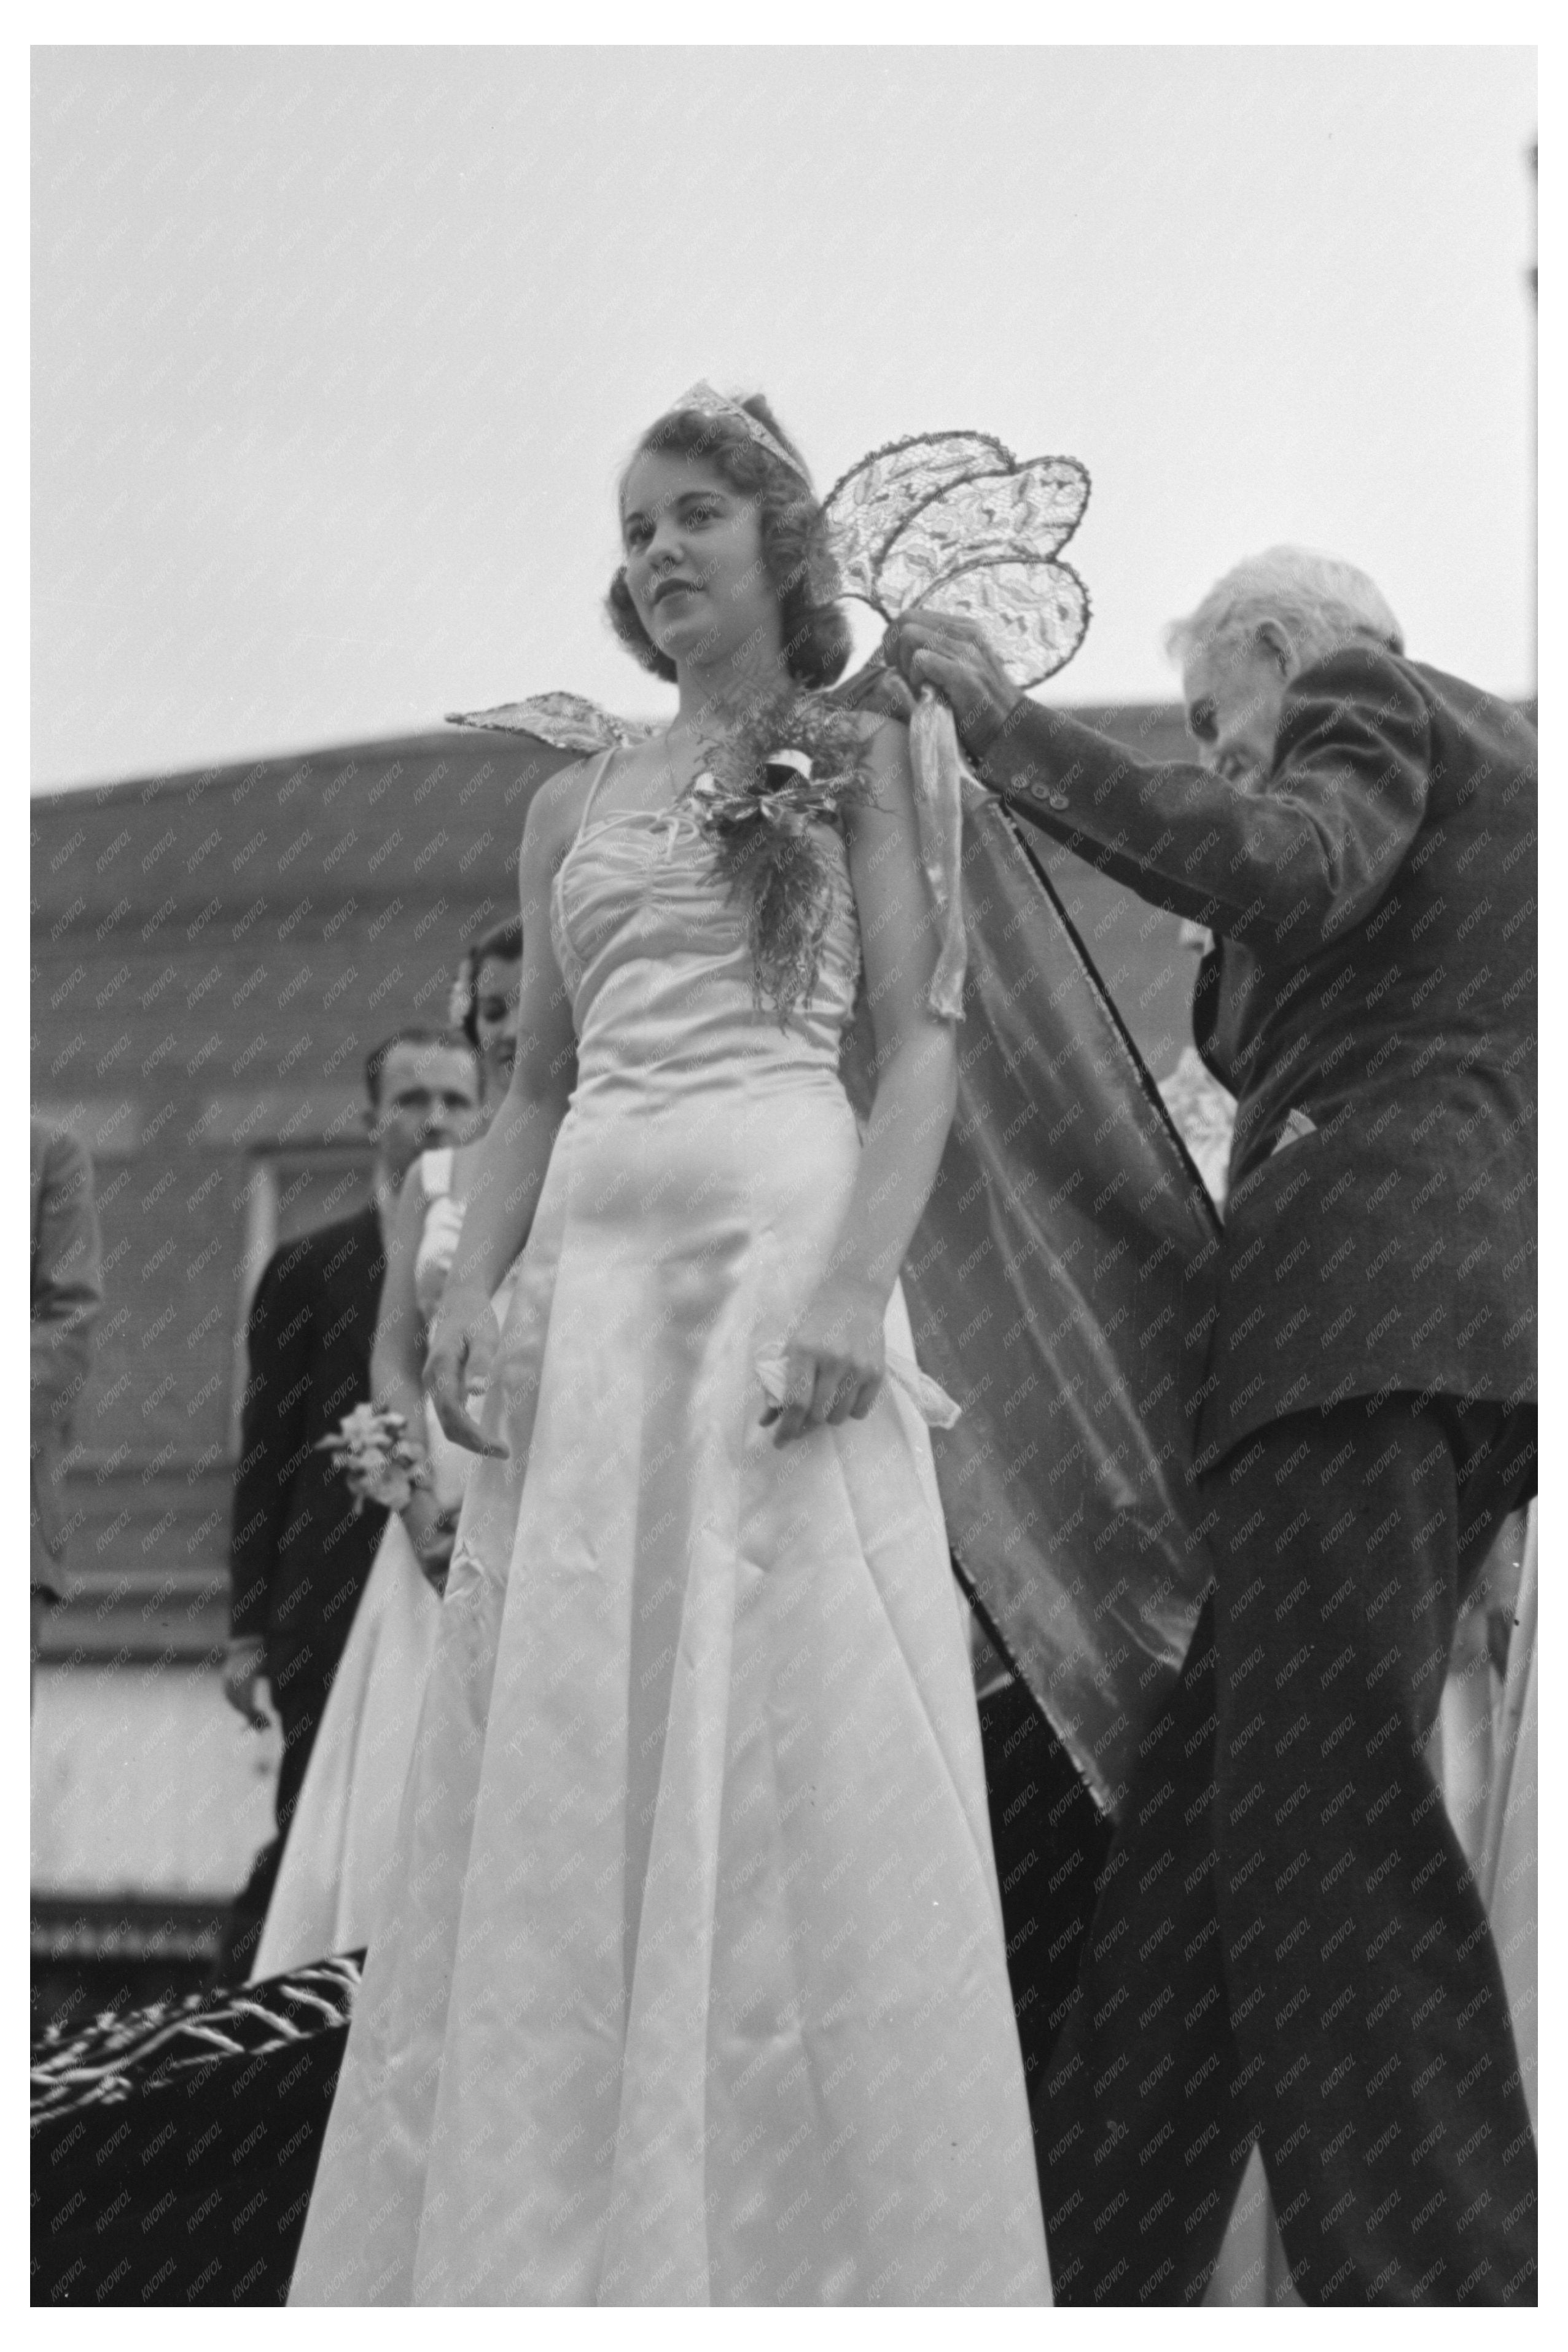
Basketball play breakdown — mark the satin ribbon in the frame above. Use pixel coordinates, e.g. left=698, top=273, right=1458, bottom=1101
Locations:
left=907, top=688, right=977, bottom=1023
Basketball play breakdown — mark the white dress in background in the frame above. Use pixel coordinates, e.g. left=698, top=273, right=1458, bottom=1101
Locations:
left=1480, top=1502, right=1538, bottom=2134
left=252, top=1151, right=514, bottom=1980
left=291, top=757, right=1051, bottom=2305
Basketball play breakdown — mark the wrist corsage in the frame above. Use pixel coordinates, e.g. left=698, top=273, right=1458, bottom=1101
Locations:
left=317, top=1403, right=431, bottom=1514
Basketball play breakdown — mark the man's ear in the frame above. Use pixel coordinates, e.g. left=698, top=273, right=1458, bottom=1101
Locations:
left=1254, top=619, right=1295, bottom=678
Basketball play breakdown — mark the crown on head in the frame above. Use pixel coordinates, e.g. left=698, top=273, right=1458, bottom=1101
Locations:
left=666, top=381, right=813, bottom=488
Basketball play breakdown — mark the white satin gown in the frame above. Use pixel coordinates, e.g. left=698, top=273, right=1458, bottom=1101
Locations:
left=290, top=754, right=1051, bottom=2305
left=252, top=1151, right=515, bottom=1980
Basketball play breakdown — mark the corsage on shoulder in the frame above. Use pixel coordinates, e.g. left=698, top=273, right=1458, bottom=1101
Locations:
left=685, top=692, right=876, bottom=1023
left=317, top=1404, right=431, bottom=1514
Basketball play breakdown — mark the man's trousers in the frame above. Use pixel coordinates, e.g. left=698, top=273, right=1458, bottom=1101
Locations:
left=978, top=1676, right=1114, bottom=2107
left=1036, top=1393, right=1537, bottom=2306
left=213, top=1647, right=330, bottom=1984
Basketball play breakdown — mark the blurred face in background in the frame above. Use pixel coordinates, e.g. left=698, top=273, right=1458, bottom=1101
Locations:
left=474, top=953, right=523, bottom=1094
left=367, top=1040, right=483, bottom=1182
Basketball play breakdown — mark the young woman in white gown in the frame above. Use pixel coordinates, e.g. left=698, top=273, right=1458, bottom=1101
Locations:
left=290, top=392, right=1051, bottom=2305
left=251, top=925, right=522, bottom=1979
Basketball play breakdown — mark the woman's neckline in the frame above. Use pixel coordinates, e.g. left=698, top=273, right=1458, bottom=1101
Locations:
left=580, top=734, right=702, bottom=830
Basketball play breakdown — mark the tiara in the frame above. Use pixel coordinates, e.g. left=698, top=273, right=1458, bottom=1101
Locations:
left=666, top=381, right=813, bottom=488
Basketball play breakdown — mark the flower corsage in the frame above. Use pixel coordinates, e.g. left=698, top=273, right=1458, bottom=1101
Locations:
left=316, top=1404, right=431, bottom=1515
left=684, top=693, right=876, bottom=1022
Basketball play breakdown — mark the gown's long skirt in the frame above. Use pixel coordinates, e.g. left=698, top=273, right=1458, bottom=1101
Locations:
left=251, top=1510, right=441, bottom=1980
left=291, top=832, right=1050, bottom=2305
left=252, top=1383, right=478, bottom=1982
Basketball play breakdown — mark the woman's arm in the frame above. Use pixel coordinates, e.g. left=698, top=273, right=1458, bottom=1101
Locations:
left=768, top=717, right=959, bottom=1445
left=370, top=1162, right=429, bottom=1436
left=424, top=769, right=583, bottom=1452
left=368, top=1162, right=455, bottom=1576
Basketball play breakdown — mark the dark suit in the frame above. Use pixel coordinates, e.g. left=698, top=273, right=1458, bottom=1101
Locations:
left=219, top=1204, right=389, bottom=1979
left=30, top=1120, right=103, bottom=1601
left=977, top=647, right=1537, bottom=2303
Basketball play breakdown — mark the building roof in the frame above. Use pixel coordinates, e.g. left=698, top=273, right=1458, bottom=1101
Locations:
left=30, top=706, right=1198, bottom=920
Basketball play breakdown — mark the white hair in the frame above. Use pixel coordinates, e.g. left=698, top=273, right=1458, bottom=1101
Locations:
left=1164, top=545, right=1403, bottom=674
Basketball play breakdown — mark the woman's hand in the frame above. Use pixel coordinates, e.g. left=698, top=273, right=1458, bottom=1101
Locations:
left=424, top=1287, right=509, bottom=1458
left=763, top=1278, right=886, bottom=1447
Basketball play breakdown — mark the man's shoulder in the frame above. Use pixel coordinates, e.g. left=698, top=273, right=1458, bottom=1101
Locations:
left=1272, top=644, right=1438, bottom=799
left=1408, top=660, right=1537, bottom=770
left=1286, top=639, right=1427, bottom=718
left=263, top=1205, right=380, bottom=1292
left=315, top=1206, right=386, bottom=1283
left=1291, top=644, right=1530, bottom=749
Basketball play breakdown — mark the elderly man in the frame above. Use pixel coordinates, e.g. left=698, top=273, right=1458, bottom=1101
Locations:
left=885, top=552, right=1536, bottom=2307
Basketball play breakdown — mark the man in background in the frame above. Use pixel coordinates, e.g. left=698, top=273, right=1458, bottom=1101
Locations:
left=30, top=1117, right=104, bottom=1695
left=216, top=1027, right=482, bottom=1979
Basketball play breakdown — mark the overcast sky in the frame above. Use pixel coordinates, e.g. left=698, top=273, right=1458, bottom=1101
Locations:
left=32, top=44, right=1536, bottom=792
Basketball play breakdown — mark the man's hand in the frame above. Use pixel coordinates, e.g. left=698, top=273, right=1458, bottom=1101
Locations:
left=881, top=612, right=1024, bottom=761
left=222, top=1636, right=272, bottom=1730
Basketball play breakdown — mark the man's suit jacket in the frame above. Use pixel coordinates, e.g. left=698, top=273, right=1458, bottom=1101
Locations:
left=30, top=1120, right=104, bottom=1592
left=229, top=1204, right=389, bottom=1682
left=976, top=645, right=1536, bottom=1464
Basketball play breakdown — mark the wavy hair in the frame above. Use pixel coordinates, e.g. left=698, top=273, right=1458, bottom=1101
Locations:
left=1165, top=546, right=1403, bottom=675
left=606, top=394, right=852, bottom=691
left=451, top=914, right=523, bottom=1052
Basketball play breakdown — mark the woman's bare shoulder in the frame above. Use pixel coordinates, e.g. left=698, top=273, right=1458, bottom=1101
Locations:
left=521, top=758, right=597, bottom=867
left=849, top=706, right=910, bottom=744
left=858, top=710, right=913, bottom=764
left=810, top=694, right=909, bottom=748
left=840, top=709, right=915, bottom=840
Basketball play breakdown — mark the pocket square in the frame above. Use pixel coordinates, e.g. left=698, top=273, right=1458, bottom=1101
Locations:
left=1271, top=1107, right=1318, bottom=1155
